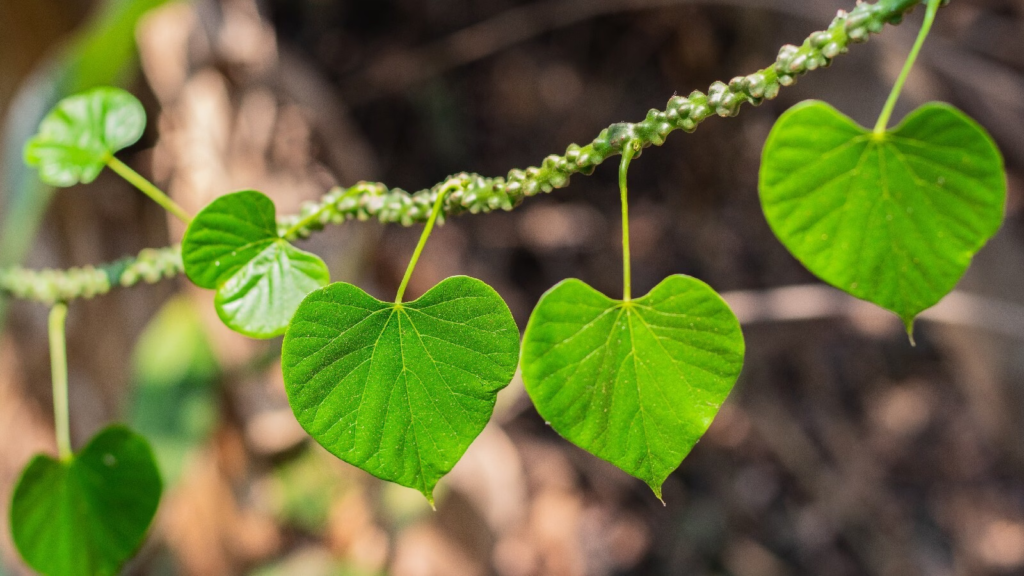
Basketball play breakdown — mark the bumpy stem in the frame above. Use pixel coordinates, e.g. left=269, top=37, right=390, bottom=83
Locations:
left=0, top=246, right=182, bottom=306
left=49, top=303, right=72, bottom=461
left=0, top=0, right=934, bottom=305
left=874, top=0, right=942, bottom=135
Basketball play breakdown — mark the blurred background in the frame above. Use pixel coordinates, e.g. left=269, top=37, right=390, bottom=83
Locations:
left=1, top=0, right=1023, bottom=574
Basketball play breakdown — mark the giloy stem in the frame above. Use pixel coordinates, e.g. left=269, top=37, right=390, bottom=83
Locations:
left=284, top=187, right=361, bottom=239
left=1, top=0, right=941, bottom=305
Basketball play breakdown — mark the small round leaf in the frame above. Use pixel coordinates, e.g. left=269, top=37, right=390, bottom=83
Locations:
left=521, top=275, right=745, bottom=499
left=10, top=426, right=162, bottom=576
left=24, top=87, right=146, bottom=187
left=282, top=276, right=521, bottom=503
left=182, top=190, right=331, bottom=338
left=759, top=101, right=1006, bottom=327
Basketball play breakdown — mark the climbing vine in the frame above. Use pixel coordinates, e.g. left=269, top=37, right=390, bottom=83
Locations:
left=0, top=0, right=1009, bottom=573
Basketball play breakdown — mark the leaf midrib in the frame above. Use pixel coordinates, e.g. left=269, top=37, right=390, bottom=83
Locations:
left=337, top=303, right=498, bottom=489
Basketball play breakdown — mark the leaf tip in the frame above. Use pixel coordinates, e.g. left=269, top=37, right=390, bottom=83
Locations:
left=903, top=316, right=917, bottom=346
left=647, top=481, right=665, bottom=504
left=423, top=491, right=437, bottom=511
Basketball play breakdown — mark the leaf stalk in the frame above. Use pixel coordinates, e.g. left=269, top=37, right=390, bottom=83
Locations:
left=395, top=182, right=455, bottom=304
left=48, top=303, right=72, bottom=462
left=106, top=157, right=193, bottom=225
left=620, top=143, right=637, bottom=302
left=873, top=0, right=942, bottom=135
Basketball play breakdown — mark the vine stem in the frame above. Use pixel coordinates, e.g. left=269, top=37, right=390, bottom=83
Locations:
left=2, top=0, right=940, bottom=306
left=48, top=303, right=72, bottom=462
left=620, top=143, right=637, bottom=302
left=284, top=207, right=332, bottom=239
left=283, top=187, right=360, bottom=239
left=395, top=183, right=454, bottom=304
left=873, top=0, right=942, bottom=135
left=106, top=157, right=193, bottom=225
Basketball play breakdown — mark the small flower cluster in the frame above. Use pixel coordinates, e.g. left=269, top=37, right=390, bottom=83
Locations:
left=116, top=247, right=183, bottom=287
left=0, top=265, right=110, bottom=305
left=0, top=246, right=182, bottom=304
left=279, top=174, right=522, bottom=239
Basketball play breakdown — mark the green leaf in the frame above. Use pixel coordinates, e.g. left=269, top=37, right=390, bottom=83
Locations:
left=759, top=101, right=1006, bottom=328
left=281, top=276, right=521, bottom=503
left=10, top=425, right=162, bottom=576
left=181, top=190, right=330, bottom=338
left=23, top=87, right=146, bottom=187
left=520, top=276, right=744, bottom=498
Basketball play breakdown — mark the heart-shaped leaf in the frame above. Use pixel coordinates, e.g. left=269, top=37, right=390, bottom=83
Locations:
left=521, top=275, right=745, bottom=498
left=759, top=101, right=1006, bottom=328
left=24, top=87, right=146, bottom=187
left=281, top=276, right=520, bottom=502
left=10, top=426, right=162, bottom=576
left=182, top=190, right=330, bottom=338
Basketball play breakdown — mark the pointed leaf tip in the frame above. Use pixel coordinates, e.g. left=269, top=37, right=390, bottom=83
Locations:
left=649, top=482, right=665, bottom=505
left=904, top=317, right=917, bottom=346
